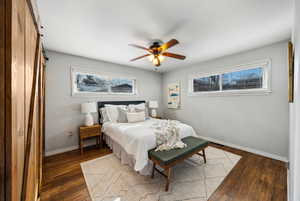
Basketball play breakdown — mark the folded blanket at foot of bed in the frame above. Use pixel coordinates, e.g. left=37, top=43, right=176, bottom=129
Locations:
left=152, top=120, right=187, bottom=151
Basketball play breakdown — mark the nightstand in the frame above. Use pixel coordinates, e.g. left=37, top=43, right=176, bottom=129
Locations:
left=79, top=124, right=102, bottom=154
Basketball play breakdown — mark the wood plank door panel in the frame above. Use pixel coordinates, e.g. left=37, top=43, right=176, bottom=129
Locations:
left=9, top=0, right=26, bottom=200
left=23, top=2, right=39, bottom=200
left=25, top=0, right=38, bottom=147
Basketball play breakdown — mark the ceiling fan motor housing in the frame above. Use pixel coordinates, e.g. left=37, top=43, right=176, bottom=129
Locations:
left=149, top=39, right=163, bottom=54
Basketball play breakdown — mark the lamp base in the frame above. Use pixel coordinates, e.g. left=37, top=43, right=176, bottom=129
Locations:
left=84, top=113, right=94, bottom=126
left=151, top=109, right=157, bottom=118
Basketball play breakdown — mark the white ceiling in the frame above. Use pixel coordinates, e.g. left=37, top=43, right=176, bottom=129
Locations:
left=37, top=0, right=292, bottom=72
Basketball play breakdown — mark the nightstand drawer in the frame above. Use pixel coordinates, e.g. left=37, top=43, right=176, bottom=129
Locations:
left=80, top=127, right=100, bottom=136
left=80, top=131, right=100, bottom=139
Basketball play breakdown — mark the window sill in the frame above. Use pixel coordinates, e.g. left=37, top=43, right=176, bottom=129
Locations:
left=187, top=89, right=272, bottom=97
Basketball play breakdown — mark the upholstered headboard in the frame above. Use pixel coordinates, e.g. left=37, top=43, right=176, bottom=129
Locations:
left=97, top=100, right=146, bottom=124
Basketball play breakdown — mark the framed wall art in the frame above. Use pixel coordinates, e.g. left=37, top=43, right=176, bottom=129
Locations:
left=167, top=82, right=180, bottom=109
left=71, top=68, right=137, bottom=96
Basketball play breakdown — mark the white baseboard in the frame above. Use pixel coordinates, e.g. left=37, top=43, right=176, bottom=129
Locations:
left=46, top=135, right=288, bottom=163
left=45, top=141, right=96, bottom=157
left=198, top=135, right=288, bottom=162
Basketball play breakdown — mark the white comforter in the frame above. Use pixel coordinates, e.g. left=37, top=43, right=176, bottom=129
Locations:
left=102, top=118, right=197, bottom=172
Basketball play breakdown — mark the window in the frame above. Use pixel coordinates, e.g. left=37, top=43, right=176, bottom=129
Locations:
left=222, top=68, right=263, bottom=90
left=189, top=60, right=271, bottom=95
left=72, top=69, right=137, bottom=96
left=193, top=75, right=220, bottom=92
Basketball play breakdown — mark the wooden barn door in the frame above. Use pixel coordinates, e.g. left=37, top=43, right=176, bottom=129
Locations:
left=1, top=0, right=45, bottom=200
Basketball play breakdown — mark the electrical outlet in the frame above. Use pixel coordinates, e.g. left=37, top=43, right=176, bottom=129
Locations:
left=68, top=131, right=73, bottom=137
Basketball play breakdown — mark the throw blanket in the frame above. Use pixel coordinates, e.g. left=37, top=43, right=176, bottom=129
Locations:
left=152, top=120, right=187, bottom=151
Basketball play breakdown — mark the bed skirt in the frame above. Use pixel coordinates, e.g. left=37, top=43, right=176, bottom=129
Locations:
left=104, top=134, right=153, bottom=175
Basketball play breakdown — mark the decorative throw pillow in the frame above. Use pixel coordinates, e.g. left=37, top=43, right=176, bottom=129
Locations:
left=126, top=111, right=146, bottom=123
left=128, top=103, right=149, bottom=118
left=129, top=103, right=145, bottom=110
left=128, top=107, right=136, bottom=113
left=135, top=107, right=150, bottom=118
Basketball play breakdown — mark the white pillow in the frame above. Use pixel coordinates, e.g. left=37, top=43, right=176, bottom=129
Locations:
left=100, top=108, right=109, bottom=123
left=126, top=111, right=145, bottom=123
left=105, top=105, right=127, bottom=123
left=105, top=106, right=118, bottom=123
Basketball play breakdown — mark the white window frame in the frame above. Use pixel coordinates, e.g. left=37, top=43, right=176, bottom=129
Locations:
left=188, top=59, right=272, bottom=96
left=71, top=67, right=138, bottom=97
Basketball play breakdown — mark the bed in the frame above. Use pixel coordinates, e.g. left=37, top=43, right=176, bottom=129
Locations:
left=98, top=101, right=197, bottom=175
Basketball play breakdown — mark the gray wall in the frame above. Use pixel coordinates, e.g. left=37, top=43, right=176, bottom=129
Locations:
left=162, top=41, right=289, bottom=159
left=289, top=0, right=300, bottom=200
left=45, top=50, right=163, bottom=154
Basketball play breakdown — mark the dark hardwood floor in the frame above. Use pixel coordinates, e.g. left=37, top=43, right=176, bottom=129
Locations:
left=40, top=144, right=287, bottom=201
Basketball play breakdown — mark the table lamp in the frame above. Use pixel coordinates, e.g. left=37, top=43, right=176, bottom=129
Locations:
left=149, top=101, right=158, bottom=117
left=81, top=102, right=97, bottom=126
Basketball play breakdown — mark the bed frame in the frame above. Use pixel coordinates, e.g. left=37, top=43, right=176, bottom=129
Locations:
left=97, top=100, right=146, bottom=124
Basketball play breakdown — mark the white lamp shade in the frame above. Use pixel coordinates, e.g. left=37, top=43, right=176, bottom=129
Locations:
left=81, top=102, right=97, bottom=114
left=149, top=101, right=158, bottom=109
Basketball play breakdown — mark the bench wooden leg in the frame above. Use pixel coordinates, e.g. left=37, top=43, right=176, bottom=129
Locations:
left=202, top=149, right=207, bottom=163
left=165, top=168, right=171, bottom=191
left=151, top=163, right=155, bottom=178
left=196, top=148, right=207, bottom=163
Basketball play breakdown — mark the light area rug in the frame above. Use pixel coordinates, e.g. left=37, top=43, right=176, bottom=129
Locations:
left=81, top=146, right=241, bottom=201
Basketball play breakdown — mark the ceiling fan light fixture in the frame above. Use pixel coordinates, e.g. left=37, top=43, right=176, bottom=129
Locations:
left=153, top=57, right=160, bottom=66
left=149, top=54, right=164, bottom=62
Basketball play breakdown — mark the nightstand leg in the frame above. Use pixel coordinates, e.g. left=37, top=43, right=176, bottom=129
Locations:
left=100, top=134, right=103, bottom=148
left=80, top=139, right=83, bottom=155
left=97, top=136, right=100, bottom=148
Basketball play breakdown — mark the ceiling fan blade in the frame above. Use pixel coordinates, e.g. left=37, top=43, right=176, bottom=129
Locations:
left=130, top=54, right=151, bottom=62
left=129, top=44, right=152, bottom=53
left=162, top=52, right=186, bottom=60
left=159, top=39, right=179, bottom=52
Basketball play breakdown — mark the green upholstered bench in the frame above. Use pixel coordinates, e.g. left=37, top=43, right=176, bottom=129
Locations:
left=148, top=136, right=209, bottom=191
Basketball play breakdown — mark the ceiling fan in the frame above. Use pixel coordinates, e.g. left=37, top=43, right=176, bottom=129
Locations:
left=129, top=39, right=186, bottom=67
